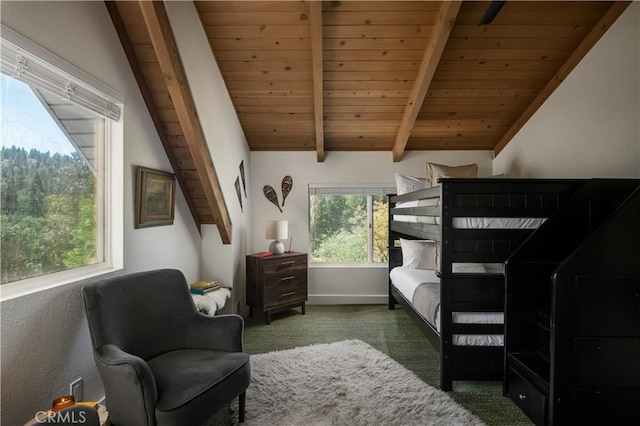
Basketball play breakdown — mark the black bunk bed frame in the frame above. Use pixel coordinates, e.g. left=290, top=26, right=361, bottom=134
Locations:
left=504, top=179, right=640, bottom=424
left=388, top=178, right=585, bottom=391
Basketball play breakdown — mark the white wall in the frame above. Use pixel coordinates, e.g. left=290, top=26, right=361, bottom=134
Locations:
left=0, top=2, right=202, bottom=424
left=165, top=1, right=252, bottom=313
left=493, top=3, right=640, bottom=178
left=249, top=150, right=493, bottom=303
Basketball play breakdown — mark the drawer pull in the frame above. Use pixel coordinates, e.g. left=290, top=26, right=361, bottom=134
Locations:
left=281, top=276, right=296, bottom=281
left=518, top=393, right=528, bottom=400
left=281, top=261, right=296, bottom=265
left=281, top=292, right=296, bottom=297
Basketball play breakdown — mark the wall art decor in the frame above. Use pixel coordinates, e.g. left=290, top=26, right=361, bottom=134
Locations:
left=263, top=185, right=282, bottom=212
left=235, top=176, right=243, bottom=212
left=135, top=166, right=175, bottom=228
left=239, top=160, right=247, bottom=198
left=281, top=175, right=293, bottom=206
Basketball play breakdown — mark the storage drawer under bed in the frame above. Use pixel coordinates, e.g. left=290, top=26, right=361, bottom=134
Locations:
left=506, top=367, right=547, bottom=425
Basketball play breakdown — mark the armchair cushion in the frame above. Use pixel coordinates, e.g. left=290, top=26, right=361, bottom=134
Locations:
left=148, top=349, right=249, bottom=411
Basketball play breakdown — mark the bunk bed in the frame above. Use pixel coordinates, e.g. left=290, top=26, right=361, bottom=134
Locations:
left=388, top=177, right=585, bottom=391
left=504, top=179, right=640, bottom=425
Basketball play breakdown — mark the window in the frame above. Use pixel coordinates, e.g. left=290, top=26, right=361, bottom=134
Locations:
left=309, top=185, right=392, bottom=265
left=0, top=26, right=123, bottom=294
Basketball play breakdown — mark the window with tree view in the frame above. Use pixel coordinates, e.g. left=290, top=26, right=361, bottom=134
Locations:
left=0, top=73, right=105, bottom=284
left=309, top=189, right=389, bottom=264
left=0, top=31, right=121, bottom=287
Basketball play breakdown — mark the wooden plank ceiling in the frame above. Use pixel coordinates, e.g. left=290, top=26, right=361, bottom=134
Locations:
left=106, top=0, right=628, bottom=231
left=195, top=0, right=628, bottom=161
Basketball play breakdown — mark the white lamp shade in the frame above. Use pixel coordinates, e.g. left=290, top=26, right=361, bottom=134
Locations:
left=265, top=220, right=288, bottom=240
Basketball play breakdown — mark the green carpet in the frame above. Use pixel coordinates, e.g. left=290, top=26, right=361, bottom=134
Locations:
left=206, top=304, right=533, bottom=425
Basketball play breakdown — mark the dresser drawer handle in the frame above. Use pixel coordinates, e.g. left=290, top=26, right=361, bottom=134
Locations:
left=518, top=393, right=528, bottom=400
left=281, top=292, right=296, bottom=297
left=281, top=261, right=296, bottom=265
left=281, top=276, right=296, bottom=281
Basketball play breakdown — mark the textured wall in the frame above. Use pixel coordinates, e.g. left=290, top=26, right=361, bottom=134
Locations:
left=1, top=279, right=103, bottom=424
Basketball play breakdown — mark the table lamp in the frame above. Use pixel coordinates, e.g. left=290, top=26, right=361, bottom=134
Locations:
left=265, top=220, right=288, bottom=255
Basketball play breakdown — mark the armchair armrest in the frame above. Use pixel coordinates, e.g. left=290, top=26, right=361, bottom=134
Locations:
left=94, top=345, right=157, bottom=426
left=184, top=314, right=245, bottom=352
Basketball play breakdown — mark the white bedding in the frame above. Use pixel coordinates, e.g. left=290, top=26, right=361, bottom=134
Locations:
left=394, top=212, right=546, bottom=229
left=390, top=267, right=503, bottom=346
left=394, top=198, right=546, bottom=229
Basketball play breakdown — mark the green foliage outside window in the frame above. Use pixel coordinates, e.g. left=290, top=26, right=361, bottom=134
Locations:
left=1, top=146, right=97, bottom=283
left=310, top=193, right=388, bottom=264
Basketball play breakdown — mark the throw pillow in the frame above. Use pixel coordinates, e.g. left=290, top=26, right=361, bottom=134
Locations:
left=425, top=162, right=478, bottom=187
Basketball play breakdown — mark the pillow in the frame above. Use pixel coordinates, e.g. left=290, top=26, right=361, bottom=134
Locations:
left=394, top=173, right=428, bottom=195
left=425, top=162, right=478, bottom=187
left=400, top=238, right=436, bottom=270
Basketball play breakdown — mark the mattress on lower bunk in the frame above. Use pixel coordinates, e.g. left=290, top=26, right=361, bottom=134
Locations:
left=390, top=266, right=503, bottom=346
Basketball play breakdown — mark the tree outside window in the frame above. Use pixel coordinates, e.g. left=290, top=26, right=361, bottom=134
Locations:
left=1, top=73, right=102, bottom=284
left=309, top=192, right=389, bottom=264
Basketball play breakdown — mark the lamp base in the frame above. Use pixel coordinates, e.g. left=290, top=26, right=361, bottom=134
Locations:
left=269, top=240, right=285, bottom=255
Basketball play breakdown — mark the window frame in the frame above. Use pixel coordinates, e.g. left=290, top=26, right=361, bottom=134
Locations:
left=0, top=26, right=124, bottom=300
left=308, top=184, right=393, bottom=268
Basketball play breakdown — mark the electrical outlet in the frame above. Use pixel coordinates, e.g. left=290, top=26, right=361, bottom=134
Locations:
left=70, top=378, right=83, bottom=401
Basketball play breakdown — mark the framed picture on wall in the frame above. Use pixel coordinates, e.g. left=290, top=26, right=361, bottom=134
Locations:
left=134, top=166, right=176, bottom=228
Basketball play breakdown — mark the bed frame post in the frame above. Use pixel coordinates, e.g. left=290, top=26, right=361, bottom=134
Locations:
left=388, top=193, right=398, bottom=310
left=439, top=182, right=454, bottom=391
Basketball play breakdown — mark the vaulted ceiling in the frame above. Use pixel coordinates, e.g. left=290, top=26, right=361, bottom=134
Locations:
left=106, top=0, right=630, bottom=238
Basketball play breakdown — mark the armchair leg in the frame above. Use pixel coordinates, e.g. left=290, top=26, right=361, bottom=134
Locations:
left=239, top=391, right=246, bottom=423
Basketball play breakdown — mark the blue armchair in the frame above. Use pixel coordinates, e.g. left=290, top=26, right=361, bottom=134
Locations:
left=82, top=269, right=250, bottom=425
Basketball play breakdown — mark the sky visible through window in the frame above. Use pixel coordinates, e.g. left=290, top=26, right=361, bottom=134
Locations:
left=1, top=73, right=74, bottom=155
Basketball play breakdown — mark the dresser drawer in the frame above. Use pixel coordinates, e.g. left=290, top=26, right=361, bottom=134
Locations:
left=264, top=267, right=306, bottom=286
left=262, top=255, right=307, bottom=274
left=264, top=278, right=307, bottom=309
left=507, top=368, right=547, bottom=425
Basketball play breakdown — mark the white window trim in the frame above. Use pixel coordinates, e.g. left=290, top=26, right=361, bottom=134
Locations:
left=0, top=24, right=122, bottom=119
left=308, top=183, right=394, bottom=267
left=0, top=27, right=123, bottom=301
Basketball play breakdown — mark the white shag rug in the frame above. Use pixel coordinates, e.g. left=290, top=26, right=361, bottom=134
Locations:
left=233, top=339, right=485, bottom=426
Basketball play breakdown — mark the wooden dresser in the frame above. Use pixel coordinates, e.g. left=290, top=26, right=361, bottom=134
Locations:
left=246, top=252, right=308, bottom=324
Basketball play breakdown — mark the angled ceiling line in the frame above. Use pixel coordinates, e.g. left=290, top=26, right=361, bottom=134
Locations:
left=310, top=1, right=325, bottom=162
left=392, top=1, right=462, bottom=162
left=138, top=0, right=232, bottom=244
left=493, top=0, right=632, bottom=156
left=105, top=1, right=203, bottom=233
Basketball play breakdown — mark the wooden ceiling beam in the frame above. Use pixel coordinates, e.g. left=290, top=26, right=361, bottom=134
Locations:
left=310, top=1, right=325, bottom=162
left=138, top=1, right=232, bottom=243
left=493, top=1, right=631, bottom=156
left=392, top=1, right=462, bottom=162
left=105, top=2, right=202, bottom=233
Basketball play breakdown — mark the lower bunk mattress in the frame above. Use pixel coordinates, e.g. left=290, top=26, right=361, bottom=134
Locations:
left=390, top=266, right=503, bottom=346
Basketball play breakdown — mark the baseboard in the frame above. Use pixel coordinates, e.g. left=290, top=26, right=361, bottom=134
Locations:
left=307, top=295, right=388, bottom=305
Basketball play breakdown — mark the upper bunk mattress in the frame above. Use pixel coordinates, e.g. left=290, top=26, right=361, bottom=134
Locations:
left=393, top=198, right=546, bottom=228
